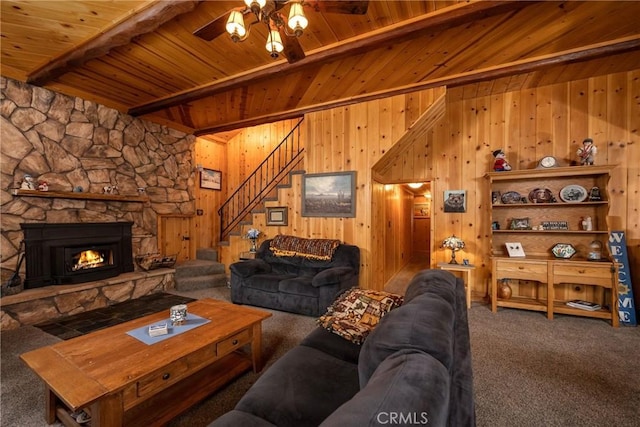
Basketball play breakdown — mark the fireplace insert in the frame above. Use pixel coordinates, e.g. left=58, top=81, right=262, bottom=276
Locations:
left=21, top=222, right=134, bottom=289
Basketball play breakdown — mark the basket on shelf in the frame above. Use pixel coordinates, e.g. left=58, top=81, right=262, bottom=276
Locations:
left=135, top=253, right=177, bottom=271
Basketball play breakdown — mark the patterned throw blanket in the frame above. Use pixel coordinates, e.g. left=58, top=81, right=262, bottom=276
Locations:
left=270, top=235, right=341, bottom=261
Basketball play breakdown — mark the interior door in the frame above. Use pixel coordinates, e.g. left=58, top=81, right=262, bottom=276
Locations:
left=158, top=215, right=193, bottom=262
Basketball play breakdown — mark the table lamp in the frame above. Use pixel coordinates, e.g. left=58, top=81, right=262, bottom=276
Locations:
left=442, top=235, right=465, bottom=264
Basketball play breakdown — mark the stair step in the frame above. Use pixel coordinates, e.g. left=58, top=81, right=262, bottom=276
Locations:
left=196, top=248, right=218, bottom=261
left=174, top=273, right=228, bottom=291
left=174, top=259, right=225, bottom=278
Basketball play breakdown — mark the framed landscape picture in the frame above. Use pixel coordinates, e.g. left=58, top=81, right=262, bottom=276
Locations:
left=200, top=168, right=221, bottom=190
left=302, top=171, right=356, bottom=217
left=266, top=207, right=288, bottom=226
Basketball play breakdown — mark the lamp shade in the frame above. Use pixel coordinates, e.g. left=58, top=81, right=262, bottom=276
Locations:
left=288, top=2, right=308, bottom=35
left=265, top=29, right=284, bottom=56
left=226, top=11, right=247, bottom=41
left=442, top=235, right=465, bottom=264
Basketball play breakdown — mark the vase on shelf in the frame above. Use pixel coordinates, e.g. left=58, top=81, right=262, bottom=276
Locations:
left=249, top=238, right=258, bottom=253
left=498, top=280, right=512, bottom=300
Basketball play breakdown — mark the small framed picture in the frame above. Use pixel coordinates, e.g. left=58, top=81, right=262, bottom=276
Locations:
left=413, top=203, right=430, bottom=218
left=505, top=242, right=526, bottom=257
left=200, top=168, right=222, bottom=190
left=266, top=206, right=288, bottom=226
left=444, top=190, right=466, bottom=213
left=509, top=217, right=531, bottom=230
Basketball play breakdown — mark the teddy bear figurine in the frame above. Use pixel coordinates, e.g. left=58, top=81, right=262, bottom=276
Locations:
left=492, top=149, right=512, bottom=172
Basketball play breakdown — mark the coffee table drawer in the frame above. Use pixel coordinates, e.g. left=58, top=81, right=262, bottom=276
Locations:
left=217, top=328, right=251, bottom=356
left=136, top=343, right=216, bottom=398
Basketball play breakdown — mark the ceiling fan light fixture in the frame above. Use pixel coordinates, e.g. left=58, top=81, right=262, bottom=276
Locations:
left=288, top=3, right=308, bottom=37
left=226, top=10, right=247, bottom=42
left=265, top=29, right=284, bottom=58
left=244, top=0, right=266, bottom=15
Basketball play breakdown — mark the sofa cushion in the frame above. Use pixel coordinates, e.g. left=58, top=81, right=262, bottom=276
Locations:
left=320, top=350, right=450, bottom=427
left=358, top=274, right=456, bottom=387
left=279, top=276, right=317, bottom=297
left=300, top=327, right=361, bottom=364
left=317, top=288, right=403, bottom=345
left=244, top=274, right=295, bottom=292
left=210, top=410, right=277, bottom=427
left=234, top=345, right=360, bottom=427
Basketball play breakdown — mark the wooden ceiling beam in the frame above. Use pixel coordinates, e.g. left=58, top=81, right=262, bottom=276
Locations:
left=129, top=0, right=533, bottom=117
left=26, top=0, right=200, bottom=86
left=192, top=36, right=640, bottom=135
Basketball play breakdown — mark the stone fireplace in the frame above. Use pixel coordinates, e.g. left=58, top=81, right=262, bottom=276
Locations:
left=21, top=222, right=135, bottom=289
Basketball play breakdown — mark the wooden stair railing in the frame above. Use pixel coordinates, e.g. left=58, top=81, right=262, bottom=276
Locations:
left=218, top=118, right=304, bottom=241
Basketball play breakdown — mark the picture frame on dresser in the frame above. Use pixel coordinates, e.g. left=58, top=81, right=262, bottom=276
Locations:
left=505, top=242, right=525, bottom=257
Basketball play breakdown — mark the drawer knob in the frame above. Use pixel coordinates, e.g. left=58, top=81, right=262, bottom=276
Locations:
left=232, top=339, right=239, bottom=345
left=162, top=373, right=170, bottom=380
left=578, top=270, right=586, bottom=274
left=518, top=266, right=524, bottom=270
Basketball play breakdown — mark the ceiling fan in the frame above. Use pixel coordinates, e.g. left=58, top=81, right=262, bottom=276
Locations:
left=193, top=0, right=369, bottom=64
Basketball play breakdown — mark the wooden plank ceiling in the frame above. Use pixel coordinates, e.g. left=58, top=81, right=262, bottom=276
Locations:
left=2, top=1, right=639, bottom=136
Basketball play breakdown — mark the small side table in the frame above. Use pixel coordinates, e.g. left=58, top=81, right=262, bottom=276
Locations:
left=240, top=251, right=256, bottom=260
left=437, top=262, right=475, bottom=309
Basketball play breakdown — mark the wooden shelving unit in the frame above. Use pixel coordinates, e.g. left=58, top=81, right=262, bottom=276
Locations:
left=11, top=189, right=149, bottom=203
left=486, top=165, right=619, bottom=326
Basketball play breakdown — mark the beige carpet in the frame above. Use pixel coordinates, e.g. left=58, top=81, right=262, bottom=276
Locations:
left=2, top=284, right=639, bottom=426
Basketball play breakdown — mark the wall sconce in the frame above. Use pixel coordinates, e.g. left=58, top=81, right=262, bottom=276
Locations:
left=442, top=235, right=465, bottom=264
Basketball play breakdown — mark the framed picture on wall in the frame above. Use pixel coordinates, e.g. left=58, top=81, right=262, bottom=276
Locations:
left=444, top=190, right=466, bottom=213
left=200, top=168, right=222, bottom=190
left=414, top=203, right=430, bottom=218
left=302, top=171, right=356, bottom=217
left=266, top=207, right=288, bottom=226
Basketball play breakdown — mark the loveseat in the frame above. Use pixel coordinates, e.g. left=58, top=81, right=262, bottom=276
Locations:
left=229, top=235, right=360, bottom=316
left=211, top=269, right=475, bottom=427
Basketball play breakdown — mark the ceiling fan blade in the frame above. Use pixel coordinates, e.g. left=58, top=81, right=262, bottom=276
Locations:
left=306, top=1, right=369, bottom=15
left=193, top=12, right=231, bottom=41
left=279, top=29, right=306, bottom=64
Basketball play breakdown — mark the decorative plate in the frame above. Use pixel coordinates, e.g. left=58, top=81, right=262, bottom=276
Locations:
left=528, top=188, right=555, bottom=203
left=559, top=185, right=588, bottom=203
left=501, top=191, right=523, bottom=204
left=551, top=243, right=576, bottom=259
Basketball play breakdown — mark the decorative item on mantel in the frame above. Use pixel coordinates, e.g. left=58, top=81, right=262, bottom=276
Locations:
left=246, top=228, right=262, bottom=253
left=20, top=174, right=36, bottom=190
left=442, top=235, right=465, bottom=264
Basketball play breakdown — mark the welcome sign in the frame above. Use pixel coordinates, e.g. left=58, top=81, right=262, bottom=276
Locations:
left=608, top=231, right=637, bottom=326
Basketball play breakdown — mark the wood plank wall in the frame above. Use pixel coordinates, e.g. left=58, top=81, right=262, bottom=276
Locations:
left=200, top=70, right=639, bottom=299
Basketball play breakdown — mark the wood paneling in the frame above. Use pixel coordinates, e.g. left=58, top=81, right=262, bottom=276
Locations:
left=201, top=69, right=638, bottom=298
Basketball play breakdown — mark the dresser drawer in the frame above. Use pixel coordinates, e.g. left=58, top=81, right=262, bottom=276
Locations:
left=495, top=259, right=547, bottom=281
left=217, top=329, right=251, bottom=357
left=553, top=263, right=614, bottom=287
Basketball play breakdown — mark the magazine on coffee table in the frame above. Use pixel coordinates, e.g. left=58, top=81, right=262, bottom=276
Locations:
left=566, top=299, right=601, bottom=311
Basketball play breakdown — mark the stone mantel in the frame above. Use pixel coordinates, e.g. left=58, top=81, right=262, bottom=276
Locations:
left=11, top=189, right=150, bottom=203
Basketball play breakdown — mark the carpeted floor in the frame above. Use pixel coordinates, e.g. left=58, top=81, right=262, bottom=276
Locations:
left=2, top=284, right=640, bottom=427
left=33, top=292, right=195, bottom=339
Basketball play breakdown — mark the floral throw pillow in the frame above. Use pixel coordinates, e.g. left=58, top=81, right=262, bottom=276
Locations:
left=317, top=288, right=404, bottom=345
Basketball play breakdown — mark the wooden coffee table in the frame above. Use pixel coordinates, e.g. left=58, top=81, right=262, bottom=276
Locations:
left=20, top=298, right=271, bottom=427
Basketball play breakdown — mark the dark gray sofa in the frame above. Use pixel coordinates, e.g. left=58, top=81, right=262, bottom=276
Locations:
left=210, top=269, right=475, bottom=427
left=229, top=238, right=360, bottom=316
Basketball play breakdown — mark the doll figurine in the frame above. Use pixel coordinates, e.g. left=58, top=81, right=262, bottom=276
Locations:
left=20, top=174, right=36, bottom=190
left=492, top=149, right=512, bottom=171
left=577, top=138, right=597, bottom=165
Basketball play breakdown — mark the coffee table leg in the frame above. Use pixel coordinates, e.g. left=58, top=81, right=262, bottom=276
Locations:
left=90, top=392, right=123, bottom=427
left=45, top=387, right=57, bottom=424
left=251, top=322, right=264, bottom=373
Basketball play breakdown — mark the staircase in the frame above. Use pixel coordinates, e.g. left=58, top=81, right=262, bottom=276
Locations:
left=219, top=118, right=305, bottom=242
left=173, top=248, right=227, bottom=291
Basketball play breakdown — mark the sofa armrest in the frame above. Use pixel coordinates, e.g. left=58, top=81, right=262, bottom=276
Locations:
left=312, top=267, right=355, bottom=287
left=230, top=259, right=271, bottom=278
